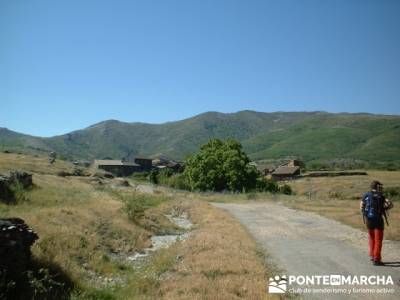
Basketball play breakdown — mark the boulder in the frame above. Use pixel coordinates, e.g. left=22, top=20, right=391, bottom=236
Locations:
left=0, top=218, right=38, bottom=273
left=0, top=175, right=14, bottom=204
left=0, top=171, right=33, bottom=204
left=92, top=171, right=114, bottom=179
left=57, top=170, right=72, bottom=177
left=103, top=172, right=114, bottom=179
left=113, top=178, right=130, bottom=187
left=8, top=171, right=33, bottom=189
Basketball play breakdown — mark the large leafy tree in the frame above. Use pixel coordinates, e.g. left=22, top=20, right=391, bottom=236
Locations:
left=183, top=139, right=258, bottom=192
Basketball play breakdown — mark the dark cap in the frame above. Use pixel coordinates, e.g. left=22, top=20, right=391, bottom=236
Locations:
left=370, top=180, right=383, bottom=190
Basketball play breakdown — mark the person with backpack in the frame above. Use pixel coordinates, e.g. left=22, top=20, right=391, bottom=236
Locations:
left=360, top=180, right=394, bottom=266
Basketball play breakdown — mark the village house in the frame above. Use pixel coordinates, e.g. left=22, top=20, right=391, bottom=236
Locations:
left=287, top=159, right=304, bottom=168
left=255, top=164, right=276, bottom=176
left=94, top=159, right=141, bottom=177
left=94, top=156, right=155, bottom=176
left=133, top=157, right=153, bottom=171
left=271, top=165, right=301, bottom=181
left=269, top=159, right=304, bottom=180
left=152, top=158, right=183, bottom=173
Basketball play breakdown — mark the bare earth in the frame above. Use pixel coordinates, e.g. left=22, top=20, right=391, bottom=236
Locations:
left=212, top=201, right=400, bottom=299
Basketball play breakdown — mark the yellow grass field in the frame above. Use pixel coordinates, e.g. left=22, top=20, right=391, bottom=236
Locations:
left=282, top=171, right=400, bottom=240
left=0, top=153, right=274, bottom=299
left=201, top=171, right=400, bottom=241
left=289, top=171, right=400, bottom=201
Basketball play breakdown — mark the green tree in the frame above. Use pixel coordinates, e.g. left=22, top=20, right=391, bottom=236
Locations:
left=183, top=139, right=258, bottom=192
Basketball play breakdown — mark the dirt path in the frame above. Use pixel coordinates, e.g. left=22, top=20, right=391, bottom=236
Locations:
left=212, top=201, right=400, bottom=299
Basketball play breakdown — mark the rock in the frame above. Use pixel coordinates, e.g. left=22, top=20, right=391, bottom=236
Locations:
left=89, top=177, right=104, bottom=185
left=0, top=171, right=33, bottom=204
left=57, top=170, right=72, bottom=177
left=113, top=178, right=130, bottom=187
left=0, top=218, right=38, bottom=274
left=92, top=171, right=114, bottom=179
left=8, top=171, right=33, bottom=189
left=72, top=168, right=86, bottom=176
left=0, top=175, right=15, bottom=204
left=103, top=172, right=114, bottom=179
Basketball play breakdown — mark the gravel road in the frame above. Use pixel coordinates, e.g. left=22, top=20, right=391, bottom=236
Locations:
left=212, top=201, right=400, bottom=299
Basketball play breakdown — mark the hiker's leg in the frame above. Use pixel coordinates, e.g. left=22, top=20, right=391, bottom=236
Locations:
left=374, top=229, right=384, bottom=262
left=368, top=229, right=375, bottom=258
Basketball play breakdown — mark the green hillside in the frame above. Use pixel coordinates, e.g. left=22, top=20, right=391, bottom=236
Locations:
left=1, top=111, right=399, bottom=167
left=0, top=128, right=50, bottom=154
left=244, top=113, right=400, bottom=162
left=41, top=111, right=316, bottom=160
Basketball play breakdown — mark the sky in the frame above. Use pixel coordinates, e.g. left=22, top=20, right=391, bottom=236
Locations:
left=1, top=0, right=399, bottom=137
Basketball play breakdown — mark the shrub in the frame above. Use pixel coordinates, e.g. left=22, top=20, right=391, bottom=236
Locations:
left=169, top=174, right=191, bottom=190
left=255, top=178, right=279, bottom=193
left=159, top=173, right=190, bottom=190
left=157, top=168, right=174, bottom=185
left=131, top=172, right=149, bottom=181
left=246, top=192, right=257, bottom=200
left=384, top=186, right=400, bottom=202
left=70, top=288, right=115, bottom=300
left=149, top=170, right=159, bottom=184
left=183, top=139, right=258, bottom=192
left=9, top=182, right=29, bottom=204
left=124, top=194, right=167, bottom=224
left=1, top=266, right=71, bottom=300
left=279, top=184, right=293, bottom=195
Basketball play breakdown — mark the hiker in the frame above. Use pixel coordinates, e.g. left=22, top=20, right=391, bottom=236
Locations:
left=360, top=181, right=393, bottom=266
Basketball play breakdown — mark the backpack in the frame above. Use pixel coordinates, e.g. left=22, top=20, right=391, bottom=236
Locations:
left=363, top=191, right=388, bottom=225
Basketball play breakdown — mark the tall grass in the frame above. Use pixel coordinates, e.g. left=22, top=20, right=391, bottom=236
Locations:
left=123, top=193, right=168, bottom=224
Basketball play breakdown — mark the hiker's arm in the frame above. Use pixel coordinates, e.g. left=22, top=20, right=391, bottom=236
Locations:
left=384, top=198, right=394, bottom=210
left=360, top=199, right=365, bottom=213
left=360, top=193, right=368, bottom=213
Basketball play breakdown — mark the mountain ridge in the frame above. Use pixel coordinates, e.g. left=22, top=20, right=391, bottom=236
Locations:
left=1, top=111, right=399, bottom=165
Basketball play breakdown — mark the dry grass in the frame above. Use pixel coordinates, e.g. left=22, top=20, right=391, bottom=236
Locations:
left=0, top=152, right=74, bottom=175
left=281, top=171, right=400, bottom=240
left=0, top=173, right=153, bottom=286
left=290, top=171, right=400, bottom=201
left=278, top=195, right=400, bottom=241
left=194, top=172, right=400, bottom=241
left=155, top=199, right=275, bottom=300
left=1, top=153, right=274, bottom=299
left=202, top=172, right=400, bottom=240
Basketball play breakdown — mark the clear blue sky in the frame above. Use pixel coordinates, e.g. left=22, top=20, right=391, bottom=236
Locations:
left=1, top=0, right=399, bottom=137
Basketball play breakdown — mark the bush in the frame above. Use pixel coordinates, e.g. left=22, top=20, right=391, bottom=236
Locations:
left=70, top=288, right=115, bottom=300
left=165, top=174, right=191, bottom=190
left=131, top=172, right=149, bottom=181
left=246, top=192, right=257, bottom=200
left=384, top=186, right=400, bottom=202
left=1, top=265, right=72, bottom=300
left=183, top=139, right=258, bottom=192
left=9, top=182, right=29, bottom=204
left=124, top=194, right=167, bottom=224
left=149, top=170, right=159, bottom=184
left=157, top=169, right=173, bottom=185
left=279, top=184, right=293, bottom=195
left=255, top=178, right=279, bottom=193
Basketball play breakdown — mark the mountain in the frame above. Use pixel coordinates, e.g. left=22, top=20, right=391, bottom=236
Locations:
left=1, top=111, right=399, bottom=166
left=0, top=128, right=51, bottom=154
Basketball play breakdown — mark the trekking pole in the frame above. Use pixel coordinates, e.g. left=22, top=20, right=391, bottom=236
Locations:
left=383, top=210, right=389, bottom=226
